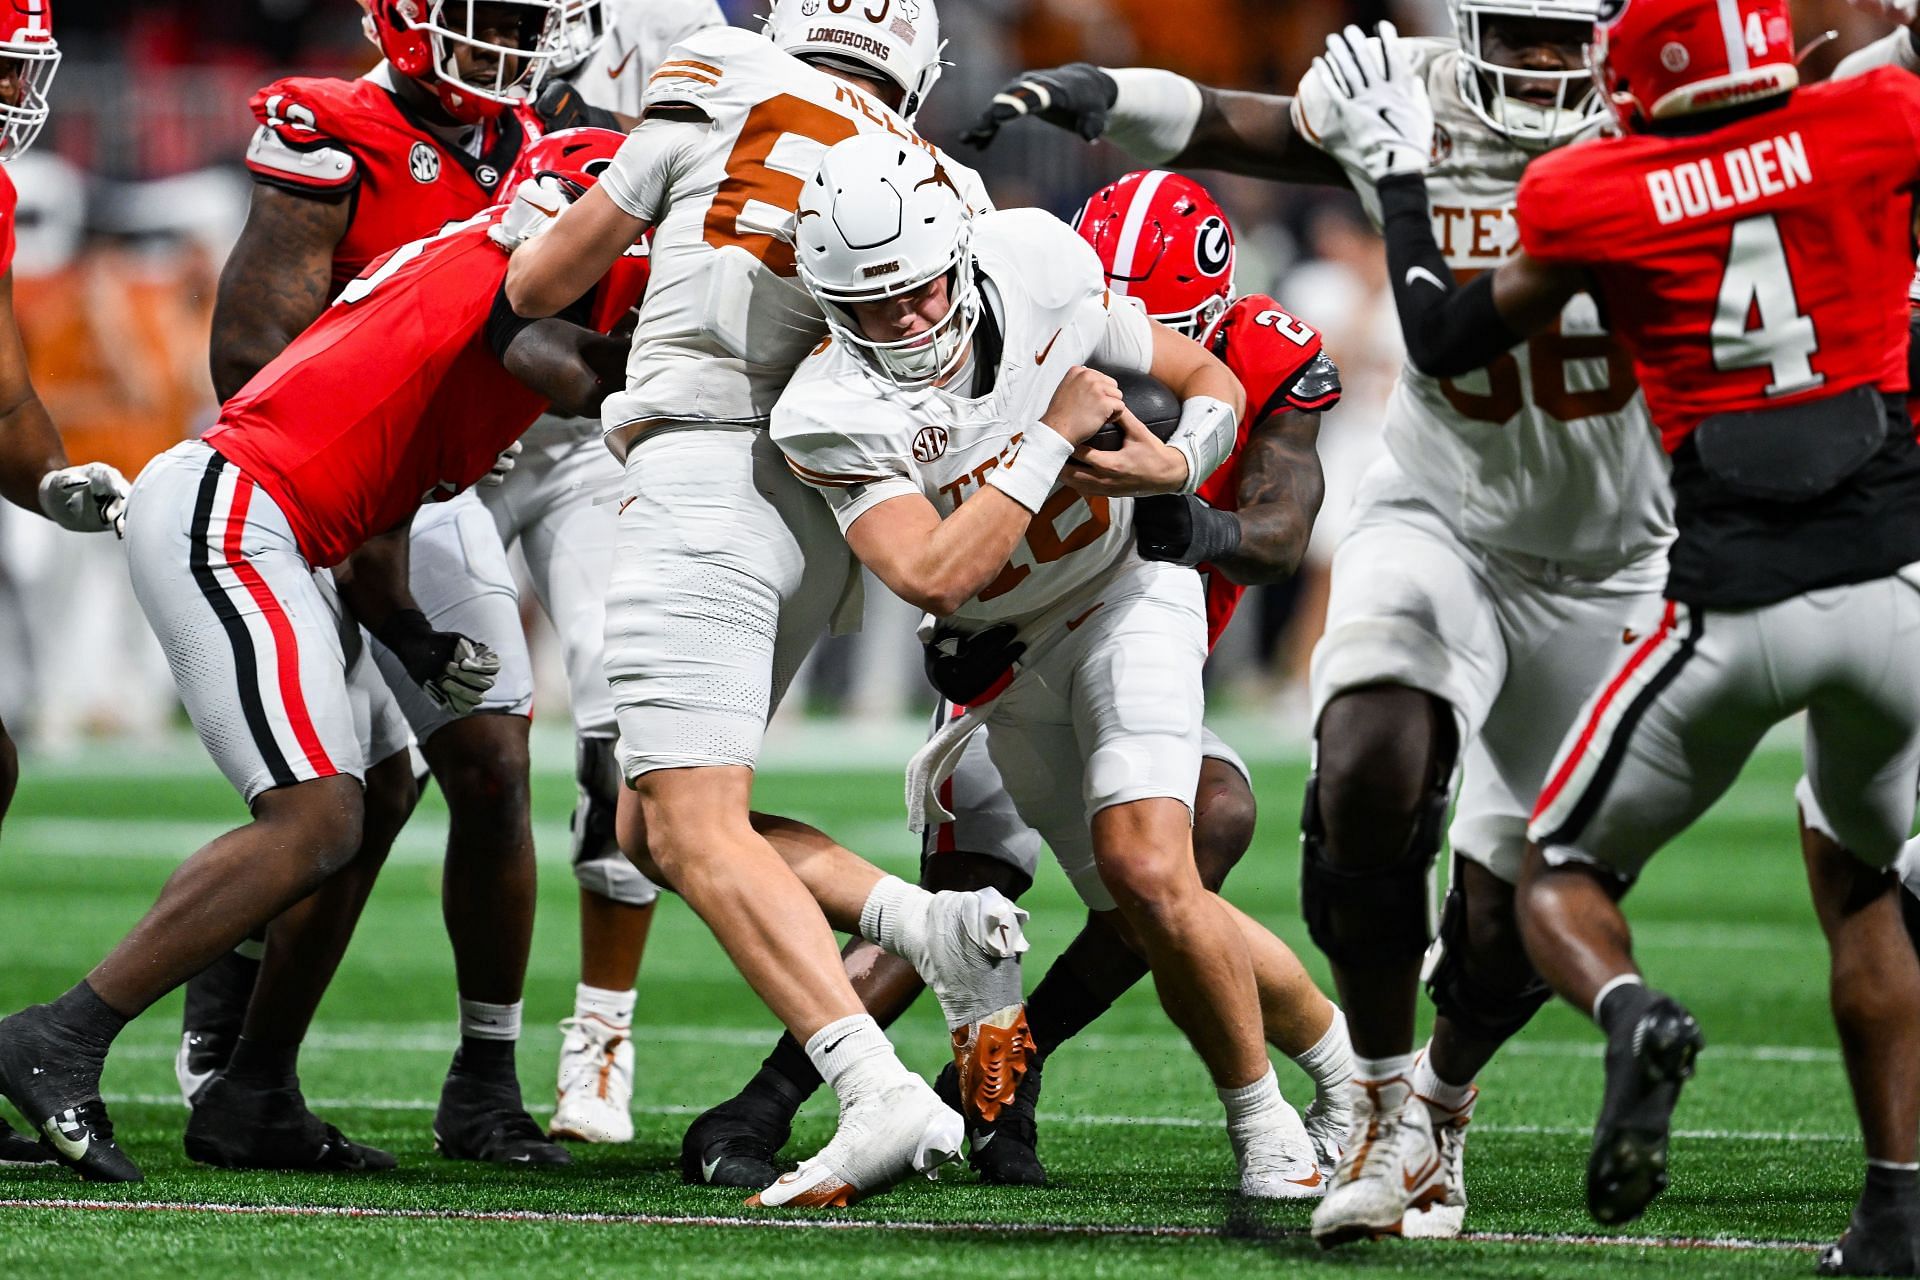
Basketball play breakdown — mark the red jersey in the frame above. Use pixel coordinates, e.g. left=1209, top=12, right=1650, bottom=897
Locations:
left=1517, top=70, right=1920, bottom=452
left=204, top=210, right=647, bottom=568
left=245, top=71, right=541, bottom=292
left=0, top=167, right=16, bottom=276
left=1194, top=294, right=1338, bottom=648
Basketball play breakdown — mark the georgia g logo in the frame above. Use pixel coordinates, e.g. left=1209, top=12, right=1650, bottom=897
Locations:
left=912, top=424, right=949, bottom=462
left=1194, top=216, right=1231, bottom=278
left=409, top=141, right=442, bottom=184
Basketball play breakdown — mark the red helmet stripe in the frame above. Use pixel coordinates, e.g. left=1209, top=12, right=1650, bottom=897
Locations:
left=1109, top=168, right=1170, bottom=299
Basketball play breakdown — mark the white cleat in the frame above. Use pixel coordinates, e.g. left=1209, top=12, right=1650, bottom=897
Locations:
left=1401, top=1083, right=1477, bottom=1239
left=1303, top=1090, right=1352, bottom=1181
left=1310, top=1076, right=1445, bottom=1247
left=747, top=1076, right=962, bottom=1209
left=920, top=889, right=1033, bottom=1120
left=547, top=1015, right=635, bottom=1144
left=1235, top=1094, right=1328, bottom=1200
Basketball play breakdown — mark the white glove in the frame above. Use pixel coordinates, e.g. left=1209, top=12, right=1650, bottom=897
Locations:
left=424, top=635, right=502, bottom=715
left=1311, top=22, right=1434, bottom=182
left=488, top=174, right=574, bottom=253
left=38, top=462, right=131, bottom=537
left=478, top=439, right=523, bottom=487
left=1844, top=0, right=1919, bottom=22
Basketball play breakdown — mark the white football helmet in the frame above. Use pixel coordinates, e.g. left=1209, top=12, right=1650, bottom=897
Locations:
left=794, top=132, right=979, bottom=389
left=547, top=0, right=606, bottom=76
left=1448, top=0, right=1606, bottom=149
left=764, top=0, right=945, bottom=121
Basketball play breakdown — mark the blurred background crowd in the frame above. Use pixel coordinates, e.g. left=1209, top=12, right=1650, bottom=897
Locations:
left=1, top=0, right=1893, bottom=751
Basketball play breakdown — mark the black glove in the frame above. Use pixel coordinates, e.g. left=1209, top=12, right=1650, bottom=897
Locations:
left=923, top=623, right=1026, bottom=705
left=1134, top=494, right=1243, bottom=568
left=373, top=608, right=502, bottom=715
left=535, top=80, right=623, bottom=132
left=961, top=63, right=1118, bottom=150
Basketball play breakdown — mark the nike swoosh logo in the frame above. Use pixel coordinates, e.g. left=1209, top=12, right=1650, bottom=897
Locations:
left=821, top=1033, right=855, bottom=1056
left=1403, top=1155, right=1442, bottom=1191
left=1286, top=1167, right=1324, bottom=1188
left=703, top=1155, right=724, bottom=1182
left=973, top=1131, right=996, bottom=1151
left=1065, top=603, right=1104, bottom=631
left=43, top=1113, right=88, bottom=1161
left=606, top=45, right=636, bottom=80
left=1404, top=266, right=1446, bottom=292
left=1035, top=328, right=1062, bottom=365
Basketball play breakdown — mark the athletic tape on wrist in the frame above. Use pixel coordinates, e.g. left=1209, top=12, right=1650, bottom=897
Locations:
left=1168, top=396, right=1237, bottom=494
left=988, top=425, right=1076, bottom=512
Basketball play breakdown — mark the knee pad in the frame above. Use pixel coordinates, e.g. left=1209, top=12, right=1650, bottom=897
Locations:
left=571, top=735, right=659, bottom=907
left=1299, top=769, right=1445, bottom=967
left=1423, top=858, right=1551, bottom=1043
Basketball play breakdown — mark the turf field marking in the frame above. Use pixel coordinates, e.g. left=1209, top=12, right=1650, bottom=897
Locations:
left=0, top=1196, right=1824, bottom=1252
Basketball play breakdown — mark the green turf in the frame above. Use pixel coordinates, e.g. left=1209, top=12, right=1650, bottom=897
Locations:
left=0, top=739, right=1864, bottom=1276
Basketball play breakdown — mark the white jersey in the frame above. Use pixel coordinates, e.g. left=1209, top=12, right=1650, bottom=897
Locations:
left=565, top=0, right=725, bottom=118
left=1294, top=37, right=1672, bottom=567
left=596, top=26, right=991, bottom=432
left=773, top=208, right=1157, bottom=626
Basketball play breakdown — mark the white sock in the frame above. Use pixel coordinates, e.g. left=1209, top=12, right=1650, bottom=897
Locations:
left=459, top=997, right=522, bottom=1043
left=574, top=983, right=635, bottom=1027
left=858, top=875, right=934, bottom=973
left=1353, top=1052, right=1416, bottom=1083
left=1410, top=1045, right=1474, bottom=1111
left=1288, top=1006, right=1353, bottom=1106
left=1591, top=973, right=1645, bottom=1026
left=1219, top=1065, right=1286, bottom=1147
left=805, top=1014, right=905, bottom=1106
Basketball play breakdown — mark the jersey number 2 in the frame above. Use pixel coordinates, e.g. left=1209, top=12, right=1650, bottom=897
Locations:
left=1711, top=214, right=1822, bottom=397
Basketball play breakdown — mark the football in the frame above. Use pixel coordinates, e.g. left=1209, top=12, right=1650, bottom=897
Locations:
left=1085, top=366, right=1182, bottom=450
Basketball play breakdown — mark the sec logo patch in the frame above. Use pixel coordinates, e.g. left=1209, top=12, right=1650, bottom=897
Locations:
left=912, top=425, right=949, bottom=462
left=409, top=141, right=441, bottom=184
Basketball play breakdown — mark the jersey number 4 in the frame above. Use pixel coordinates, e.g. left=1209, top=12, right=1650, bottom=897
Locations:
left=1711, top=214, right=1823, bottom=397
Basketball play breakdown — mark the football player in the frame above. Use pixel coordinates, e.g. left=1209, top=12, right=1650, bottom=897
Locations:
left=770, top=131, right=1352, bottom=1202
left=1323, top=5, right=1920, bottom=1265
left=176, top=0, right=580, bottom=1170
left=506, top=1, right=1043, bottom=1208
left=682, top=171, right=1354, bottom=1192
left=962, top=1, right=1674, bottom=1241
left=0, top=0, right=122, bottom=1170
left=0, top=130, right=652, bottom=1184
left=356, top=0, right=725, bottom=1152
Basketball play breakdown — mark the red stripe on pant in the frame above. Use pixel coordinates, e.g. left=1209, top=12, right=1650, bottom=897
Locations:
left=222, top=473, right=337, bottom=777
left=1531, top=600, right=1678, bottom=823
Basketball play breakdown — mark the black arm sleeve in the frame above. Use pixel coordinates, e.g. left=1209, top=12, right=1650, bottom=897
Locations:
left=485, top=282, right=594, bottom=362
left=1378, top=172, right=1524, bottom=379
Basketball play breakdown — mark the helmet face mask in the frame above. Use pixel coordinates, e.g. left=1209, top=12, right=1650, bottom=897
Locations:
left=1072, top=170, right=1236, bottom=340
left=762, top=0, right=947, bottom=123
left=0, top=0, right=58, bottom=162
left=367, top=0, right=566, bottom=123
left=547, top=0, right=606, bottom=76
left=1450, top=0, right=1607, bottom=148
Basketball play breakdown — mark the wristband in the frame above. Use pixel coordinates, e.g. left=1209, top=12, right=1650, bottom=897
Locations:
left=1167, top=396, right=1237, bottom=495
left=1102, top=68, right=1204, bottom=164
left=1185, top=499, right=1244, bottom=566
left=986, top=424, right=1076, bottom=512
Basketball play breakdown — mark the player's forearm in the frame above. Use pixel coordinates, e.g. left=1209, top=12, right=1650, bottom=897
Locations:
left=332, top=526, right=420, bottom=637
left=506, top=188, right=645, bottom=319
left=0, top=395, right=67, bottom=516
left=869, top=489, right=1039, bottom=617
left=1378, top=174, right=1526, bottom=378
left=501, top=320, right=626, bottom=418
left=1173, top=87, right=1350, bottom=186
left=1214, top=415, right=1323, bottom=585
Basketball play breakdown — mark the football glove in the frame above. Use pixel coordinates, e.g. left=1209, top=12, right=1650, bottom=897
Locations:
left=489, top=174, right=575, bottom=252
left=374, top=608, right=502, bottom=716
left=1311, top=22, right=1433, bottom=181
left=534, top=80, right=624, bottom=132
left=38, top=462, right=130, bottom=537
left=962, top=63, right=1117, bottom=149
left=923, top=622, right=1025, bottom=706
left=1133, top=493, right=1243, bottom=569
left=478, top=440, right=523, bottom=488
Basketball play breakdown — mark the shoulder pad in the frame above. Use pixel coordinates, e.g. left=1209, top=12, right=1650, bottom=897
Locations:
left=246, top=78, right=370, bottom=192
left=619, top=0, right=726, bottom=51
left=975, top=209, right=1103, bottom=312
left=773, top=376, right=914, bottom=492
left=641, top=24, right=759, bottom=114
left=1213, top=295, right=1340, bottom=418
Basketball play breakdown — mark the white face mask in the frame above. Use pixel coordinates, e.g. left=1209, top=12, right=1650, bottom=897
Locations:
left=1452, top=3, right=1607, bottom=149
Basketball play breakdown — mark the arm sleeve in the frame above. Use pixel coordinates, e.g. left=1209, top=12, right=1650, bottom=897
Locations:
left=773, top=404, right=922, bottom=534
left=599, top=116, right=705, bottom=223
left=1089, top=293, right=1155, bottom=374
left=245, top=84, right=359, bottom=196
left=1377, top=173, right=1524, bottom=379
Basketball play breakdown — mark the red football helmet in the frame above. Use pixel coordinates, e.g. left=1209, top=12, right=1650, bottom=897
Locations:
left=1592, top=0, right=1797, bottom=131
left=0, top=0, right=58, bottom=162
left=363, top=0, right=563, bottom=124
left=1072, top=170, right=1236, bottom=339
left=503, top=127, right=647, bottom=330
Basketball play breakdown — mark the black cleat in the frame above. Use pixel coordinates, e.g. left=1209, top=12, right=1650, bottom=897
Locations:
left=1587, top=991, right=1703, bottom=1225
left=434, top=1071, right=571, bottom=1167
left=176, top=948, right=261, bottom=1106
left=0, top=1116, right=52, bottom=1165
left=679, top=1082, right=798, bottom=1189
left=936, top=1053, right=1047, bottom=1186
left=1819, top=1200, right=1920, bottom=1276
left=185, top=1074, right=395, bottom=1172
left=0, top=1007, right=142, bottom=1183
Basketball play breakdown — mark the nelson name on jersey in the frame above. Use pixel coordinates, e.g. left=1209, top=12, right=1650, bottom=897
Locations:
left=1646, top=129, right=1811, bottom=225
